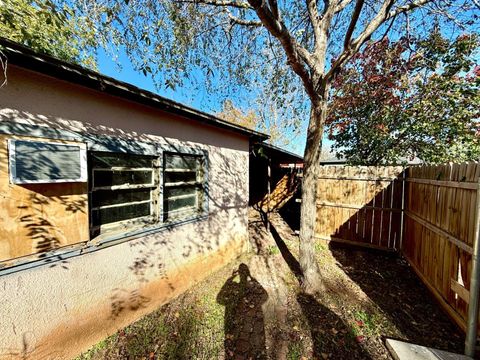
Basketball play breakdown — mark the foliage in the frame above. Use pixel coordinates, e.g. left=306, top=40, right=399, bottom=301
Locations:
left=217, top=99, right=295, bottom=147
left=327, top=32, right=480, bottom=165
left=216, top=99, right=257, bottom=129
left=0, top=0, right=97, bottom=68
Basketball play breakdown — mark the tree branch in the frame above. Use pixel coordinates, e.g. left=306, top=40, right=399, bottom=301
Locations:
left=386, top=0, right=432, bottom=20
left=343, top=0, right=365, bottom=49
left=247, top=0, right=316, bottom=98
left=306, top=0, right=321, bottom=44
left=335, top=0, right=354, bottom=13
left=176, top=0, right=253, bottom=9
left=226, top=10, right=262, bottom=26
left=327, top=0, right=433, bottom=80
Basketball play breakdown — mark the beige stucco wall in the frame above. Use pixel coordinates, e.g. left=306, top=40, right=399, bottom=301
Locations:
left=0, top=66, right=250, bottom=359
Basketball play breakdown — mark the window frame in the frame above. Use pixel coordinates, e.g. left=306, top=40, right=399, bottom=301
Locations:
left=162, top=151, right=208, bottom=223
left=89, top=152, right=160, bottom=237
left=88, top=148, right=208, bottom=240
left=8, top=139, right=88, bottom=184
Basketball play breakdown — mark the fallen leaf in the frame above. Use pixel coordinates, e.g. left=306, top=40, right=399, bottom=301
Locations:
left=331, top=328, right=338, bottom=335
left=174, top=312, right=180, bottom=318
left=356, top=320, right=364, bottom=327
left=355, top=335, right=365, bottom=343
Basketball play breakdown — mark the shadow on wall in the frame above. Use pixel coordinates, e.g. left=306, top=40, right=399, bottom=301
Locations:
left=217, top=263, right=268, bottom=359
left=107, top=138, right=249, bottom=321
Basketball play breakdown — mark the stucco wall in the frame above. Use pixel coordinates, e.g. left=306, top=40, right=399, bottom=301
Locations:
left=0, top=66, right=250, bottom=359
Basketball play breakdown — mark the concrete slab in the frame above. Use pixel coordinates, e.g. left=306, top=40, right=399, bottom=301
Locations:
left=386, top=339, right=472, bottom=360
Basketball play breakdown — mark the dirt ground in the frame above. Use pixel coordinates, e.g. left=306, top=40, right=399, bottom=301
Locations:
left=77, top=211, right=464, bottom=360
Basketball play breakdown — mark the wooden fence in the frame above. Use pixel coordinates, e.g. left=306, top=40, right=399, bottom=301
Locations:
left=402, top=163, right=479, bottom=331
left=315, top=166, right=404, bottom=251
left=313, top=163, right=480, bottom=333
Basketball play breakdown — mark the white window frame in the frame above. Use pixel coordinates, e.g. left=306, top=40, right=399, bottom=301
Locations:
left=8, top=139, right=87, bottom=184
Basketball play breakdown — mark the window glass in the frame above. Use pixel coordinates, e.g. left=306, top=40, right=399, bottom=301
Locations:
left=163, top=153, right=205, bottom=222
left=90, top=152, right=156, bottom=234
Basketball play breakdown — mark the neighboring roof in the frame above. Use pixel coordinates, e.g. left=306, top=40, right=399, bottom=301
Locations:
left=320, top=158, right=347, bottom=165
left=0, top=38, right=268, bottom=141
left=253, top=142, right=303, bottom=166
left=262, top=142, right=303, bottom=162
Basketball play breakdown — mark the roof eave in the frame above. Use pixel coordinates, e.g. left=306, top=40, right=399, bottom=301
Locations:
left=0, top=38, right=269, bottom=142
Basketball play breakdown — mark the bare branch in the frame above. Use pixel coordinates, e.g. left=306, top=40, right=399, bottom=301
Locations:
left=335, top=0, right=353, bottom=13
left=176, top=0, right=253, bottom=9
left=268, top=0, right=280, bottom=20
left=343, top=0, right=365, bottom=49
left=327, top=0, right=433, bottom=79
left=386, top=0, right=432, bottom=20
left=306, top=0, right=321, bottom=46
left=226, top=10, right=262, bottom=26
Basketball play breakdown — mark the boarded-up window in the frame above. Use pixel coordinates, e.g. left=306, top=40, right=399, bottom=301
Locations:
left=90, top=152, right=157, bottom=234
left=9, top=140, right=87, bottom=184
left=163, top=153, right=206, bottom=221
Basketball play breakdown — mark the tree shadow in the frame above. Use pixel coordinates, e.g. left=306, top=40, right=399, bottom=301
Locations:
left=297, top=292, right=371, bottom=360
left=329, top=243, right=465, bottom=353
left=267, top=218, right=371, bottom=359
left=217, top=263, right=268, bottom=359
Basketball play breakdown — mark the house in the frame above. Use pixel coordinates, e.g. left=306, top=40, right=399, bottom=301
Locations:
left=0, top=38, right=267, bottom=359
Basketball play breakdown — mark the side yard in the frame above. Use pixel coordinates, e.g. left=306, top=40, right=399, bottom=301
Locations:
left=77, top=211, right=463, bottom=360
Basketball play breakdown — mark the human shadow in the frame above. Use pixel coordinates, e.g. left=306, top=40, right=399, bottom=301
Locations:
left=217, top=263, right=268, bottom=359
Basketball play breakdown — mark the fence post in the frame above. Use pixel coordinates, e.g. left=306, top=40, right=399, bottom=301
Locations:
left=399, top=168, right=406, bottom=251
left=465, top=179, right=480, bottom=357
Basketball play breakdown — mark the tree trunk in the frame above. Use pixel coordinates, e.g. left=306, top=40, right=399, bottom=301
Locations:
left=299, top=89, right=328, bottom=294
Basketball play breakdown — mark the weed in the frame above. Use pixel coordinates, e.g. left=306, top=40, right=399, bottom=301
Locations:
left=287, top=341, right=304, bottom=360
left=268, top=245, right=280, bottom=256
left=353, top=309, right=382, bottom=336
left=314, top=241, right=327, bottom=253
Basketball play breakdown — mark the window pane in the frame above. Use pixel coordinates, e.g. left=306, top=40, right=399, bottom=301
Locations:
left=165, top=171, right=196, bottom=184
left=92, top=202, right=151, bottom=226
left=94, top=170, right=152, bottom=187
left=166, top=186, right=198, bottom=198
left=13, top=141, right=81, bottom=182
left=92, top=153, right=154, bottom=168
left=164, top=154, right=201, bottom=170
left=92, top=189, right=151, bottom=208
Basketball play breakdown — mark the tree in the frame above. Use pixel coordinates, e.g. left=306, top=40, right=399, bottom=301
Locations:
left=216, top=99, right=258, bottom=129
left=0, top=0, right=96, bottom=68
left=217, top=99, right=297, bottom=147
left=64, top=0, right=476, bottom=292
left=327, top=32, right=480, bottom=165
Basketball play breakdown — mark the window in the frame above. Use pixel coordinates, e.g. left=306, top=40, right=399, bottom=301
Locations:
left=90, top=152, right=158, bottom=235
left=89, top=150, right=207, bottom=238
left=163, top=152, right=206, bottom=222
left=9, top=139, right=87, bottom=184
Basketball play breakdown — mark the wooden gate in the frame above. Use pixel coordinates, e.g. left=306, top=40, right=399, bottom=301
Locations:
left=315, top=166, right=405, bottom=251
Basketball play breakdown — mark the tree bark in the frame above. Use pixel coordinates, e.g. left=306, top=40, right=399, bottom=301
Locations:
left=298, top=85, right=329, bottom=294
